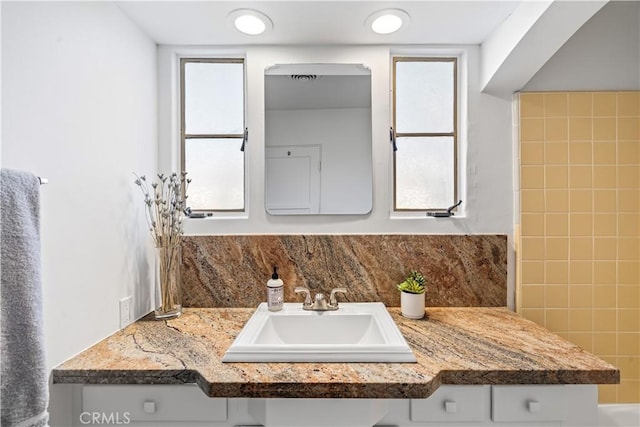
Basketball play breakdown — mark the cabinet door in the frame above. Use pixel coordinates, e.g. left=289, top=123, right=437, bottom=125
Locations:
left=266, top=146, right=321, bottom=214
left=411, top=385, right=489, bottom=422
left=492, top=385, right=566, bottom=423
left=82, top=385, right=227, bottom=423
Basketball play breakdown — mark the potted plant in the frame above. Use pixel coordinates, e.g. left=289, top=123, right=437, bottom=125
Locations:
left=397, top=270, right=426, bottom=319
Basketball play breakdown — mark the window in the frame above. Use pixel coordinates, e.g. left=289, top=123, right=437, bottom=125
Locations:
left=180, top=58, right=245, bottom=211
left=392, top=57, right=457, bottom=211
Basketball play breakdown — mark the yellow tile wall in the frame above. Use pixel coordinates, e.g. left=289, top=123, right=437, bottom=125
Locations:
left=518, top=92, right=640, bottom=404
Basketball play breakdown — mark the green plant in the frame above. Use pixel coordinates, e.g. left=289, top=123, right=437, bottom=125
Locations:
left=397, top=270, right=426, bottom=294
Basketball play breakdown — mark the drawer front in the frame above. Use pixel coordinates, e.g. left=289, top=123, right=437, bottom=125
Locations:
left=492, top=385, right=566, bottom=422
left=411, top=385, right=489, bottom=422
left=82, top=385, right=227, bottom=422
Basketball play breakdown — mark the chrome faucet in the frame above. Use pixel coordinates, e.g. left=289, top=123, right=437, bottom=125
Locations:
left=295, top=287, right=347, bottom=311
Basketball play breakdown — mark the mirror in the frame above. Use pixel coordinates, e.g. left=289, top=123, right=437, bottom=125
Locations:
left=265, top=64, right=372, bottom=215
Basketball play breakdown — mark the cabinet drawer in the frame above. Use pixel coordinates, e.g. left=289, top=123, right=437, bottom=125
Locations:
left=82, top=385, right=227, bottom=422
left=492, top=385, right=566, bottom=422
left=411, top=385, right=489, bottom=422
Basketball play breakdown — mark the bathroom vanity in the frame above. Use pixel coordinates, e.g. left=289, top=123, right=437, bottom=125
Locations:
left=53, top=306, right=618, bottom=427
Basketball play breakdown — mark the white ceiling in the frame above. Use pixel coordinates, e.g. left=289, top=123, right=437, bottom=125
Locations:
left=115, top=0, right=523, bottom=45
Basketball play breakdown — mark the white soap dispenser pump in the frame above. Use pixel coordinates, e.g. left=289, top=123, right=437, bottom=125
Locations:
left=267, top=266, right=284, bottom=311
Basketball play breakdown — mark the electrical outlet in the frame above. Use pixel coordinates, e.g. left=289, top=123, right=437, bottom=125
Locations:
left=119, top=296, right=132, bottom=328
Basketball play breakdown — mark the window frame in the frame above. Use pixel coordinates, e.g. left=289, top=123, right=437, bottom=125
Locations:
left=392, top=56, right=458, bottom=212
left=179, top=57, right=246, bottom=212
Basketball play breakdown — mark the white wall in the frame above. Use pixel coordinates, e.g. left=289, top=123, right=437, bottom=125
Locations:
left=524, top=0, right=640, bottom=91
left=1, top=0, right=157, bottom=379
left=159, top=45, right=514, bottom=234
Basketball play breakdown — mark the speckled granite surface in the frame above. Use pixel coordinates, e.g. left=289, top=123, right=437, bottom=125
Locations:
left=181, top=235, right=507, bottom=308
left=52, top=307, right=618, bottom=399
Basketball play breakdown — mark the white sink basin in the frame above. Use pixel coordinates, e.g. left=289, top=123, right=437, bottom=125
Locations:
left=222, top=302, right=416, bottom=363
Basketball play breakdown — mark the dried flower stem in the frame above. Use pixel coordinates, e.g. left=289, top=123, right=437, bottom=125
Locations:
left=157, top=245, right=180, bottom=312
left=134, top=172, right=190, bottom=314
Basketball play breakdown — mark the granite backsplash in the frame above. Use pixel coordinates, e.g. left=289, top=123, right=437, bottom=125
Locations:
left=181, top=234, right=507, bottom=308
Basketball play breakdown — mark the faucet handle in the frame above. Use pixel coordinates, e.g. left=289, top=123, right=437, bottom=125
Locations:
left=329, top=288, right=347, bottom=306
left=294, top=286, right=312, bottom=306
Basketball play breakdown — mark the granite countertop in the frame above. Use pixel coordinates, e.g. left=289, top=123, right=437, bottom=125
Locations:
left=52, top=307, right=619, bottom=399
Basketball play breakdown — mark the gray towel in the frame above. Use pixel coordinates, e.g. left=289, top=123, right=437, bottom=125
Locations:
left=1, top=169, right=49, bottom=427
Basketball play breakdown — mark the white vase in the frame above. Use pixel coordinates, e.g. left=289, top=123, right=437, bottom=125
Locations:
left=400, top=291, right=425, bottom=319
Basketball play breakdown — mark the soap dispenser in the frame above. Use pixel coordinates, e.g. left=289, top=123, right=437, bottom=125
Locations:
left=267, top=266, right=284, bottom=311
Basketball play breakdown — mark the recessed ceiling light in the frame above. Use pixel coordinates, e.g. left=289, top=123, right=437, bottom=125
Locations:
left=228, top=9, right=273, bottom=36
left=365, top=9, right=410, bottom=35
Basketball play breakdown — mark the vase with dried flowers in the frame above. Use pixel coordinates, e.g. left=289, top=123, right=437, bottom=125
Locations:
left=135, top=172, right=190, bottom=320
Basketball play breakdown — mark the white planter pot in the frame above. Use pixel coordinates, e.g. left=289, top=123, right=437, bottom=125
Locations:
left=400, top=291, right=425, bottom=319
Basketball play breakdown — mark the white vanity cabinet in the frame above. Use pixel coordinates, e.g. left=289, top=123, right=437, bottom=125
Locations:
left=81, top=385, right=229, bottom=426
left=491, top=385, right=568, bottom=423
left=74, top=384, right=599, bottom=427
left=377, top=384, right=597, bottom=427
left=410, top=385, right=490, bottom=423
left=55, top=307, right=617, bottom=426
left=489, top=385, right=598, bottom=426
